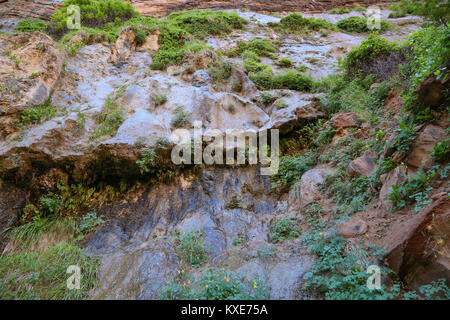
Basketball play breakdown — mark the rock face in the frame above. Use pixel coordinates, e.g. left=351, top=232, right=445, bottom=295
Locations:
left=379, top=165, right=407, bottom=212
left=407, top=124, right=446, bottom=169
left=0, top=31, right=65, bottom=137
left=329, top=112, right=359, bottom=130
left=87, top=167, right=315, bottom=300
left=346, top=150, right=377, bottom=178
left=382, top=195, right=450, bottom=290
left=129, top=0, right=388, bottom=17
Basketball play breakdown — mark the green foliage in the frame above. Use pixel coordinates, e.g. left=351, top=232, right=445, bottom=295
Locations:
left=304, top=234, right=399, bottom=300
left=166, top=9, right=247, bottom=39
left=337, top=16, right=392, bottom=33
left=387, top=166, right=436, bottom=212
left=323, top=171, right=372, bottom=214
left=277, top=57, right=293, bottom=68
left=91, top=88, right=125, bottom=141
left=160, top=267, right=270, bottom=300
left=18, top=99, right=58, bottom=126
left=271, top=151, right=316, bottom=190
left=236, top=38, right=277, bottom=58
left=78, top=211, right=103, bottom=234
left=136, top=147, right=158, bottom=174
left=319, top=74, right=391, bottom=115
left=208, top=60, right=233, bottom=84
left=249, top=68, right=314, bottom=91
left=430, top=140, right=450, bottom=162
left=0, top=243, right=99, bottom=300
left=388, top=0, right=450, bottom=24
left=392, top=119, right=417, bottom=156
left=342, top=33, right=399, bottom=76
left=403, top=279, right=450, bottom=300
left=135, top=28, right=149, bottom=46
left=278, top=13, right=336, bottom=31
left=16, top=18, right=47, bottom=33
left=50, top=0, right=137, bottom=32
left=402, top=26, right=450, bottom=113
left=174, top=230, right=208, bottom=268
left=153, top=93, right=168, bottom=106
left=171, top=105, right=191, bottom=128
left=329, top=6, right=367, bottom=14
left=270, top=217, right=301, bottom=243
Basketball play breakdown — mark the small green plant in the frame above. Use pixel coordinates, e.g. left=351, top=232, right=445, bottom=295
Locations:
left=153, top=93, right=168, bottom=106
left=270, top=217, right=301, bottom=243
left=430, top=140, right=450, bottom=162
left=392, top=119, right=417, bottom=156
left=78, top=211, right=103, bottom=234
left=208, top=60, right=232, bottom=84
left=171, top=106, right=190, bottom=128
left=387, top=167, right=436, bottom=212
left=277, top=57, right=293, bottom=68
left=174, top=230, right=208, bottom=268
left=136, top=147, right=158, bottom=174
left=278, top=13, right=336, bottom=32
left=18, top=99, right=58, bottom=126
left=271, top=151, right=316, bottom=190
left=91, top=88, right=126, bottom=141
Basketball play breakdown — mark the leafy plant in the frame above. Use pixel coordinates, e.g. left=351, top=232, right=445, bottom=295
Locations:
left=174, top=230, right=208, bottom=268
left=270, top=217, right=301, bottom=243
left=430, top=140, right=450, bottom=162
left=78, top=211, right=103, bottom=234
left=171, top=106, right=191, bottom=128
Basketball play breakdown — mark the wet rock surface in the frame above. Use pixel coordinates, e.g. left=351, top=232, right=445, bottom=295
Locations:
left=86, top=167, right=315, bottom=299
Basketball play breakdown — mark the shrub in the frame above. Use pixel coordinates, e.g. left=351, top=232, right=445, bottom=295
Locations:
left=237, top=38, right=277, bottom=58
left=277, top=57, right=293, bottom=68
left=78, top=211, right=103, bottom=233
left=50, top=0, right=137, bottom=33
left=153, top=93, right=168, bottom=106
left=272, top=70, right=314, bottom=91
left=304, top=235, right=398, bottom=300
left=388, top=0, right=450, bottom=24
left=174, top=230, right=208, bottom=268
left=166, top=9, right=247, bottom=39
left=279, top=13, right=335, bottom=31
left=342, top=33, right=400, bottom=78
left=16, top=18, right=47, bottom=32
left=337, top=16, right=392, bottom=33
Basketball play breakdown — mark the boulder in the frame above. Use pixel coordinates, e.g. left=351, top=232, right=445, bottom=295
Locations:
left=139, top=29, right=160, bottom=51
left=407, top=124, right=446, bottom=169
left=415, top=63, right=450, bottom=107
left=379, top=165, right=407, bottom=212
left=383, top=195, right=450, bottom=290
left=109, top=26, right=137, bottom=65
left=346, top=150, right=376, bottom=178
left=328, top=112, right=359, bottom=130
left=288, top=168, right=332, bottom=209
left=338, top=217, right=368, bottom=238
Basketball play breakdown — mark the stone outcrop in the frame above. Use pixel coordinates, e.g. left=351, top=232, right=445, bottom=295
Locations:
left=346, top=150, right=377, bottom=178
left=0, top=31, right=65, bottom=137
left=0, top=0, right=388, bottom=21
left=379, top=165, right=407, bottom=212
left=288, top=168, right=333, bottom=209
left=129, top=0, right=388, bottom=17
left=382, top=195, right=450, bottom=290
left=407, top=124, right=446, bottom=169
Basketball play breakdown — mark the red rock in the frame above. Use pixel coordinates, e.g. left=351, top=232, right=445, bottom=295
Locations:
left=346, top=150, right=377, bottom=178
